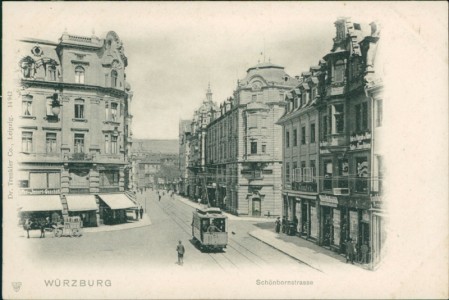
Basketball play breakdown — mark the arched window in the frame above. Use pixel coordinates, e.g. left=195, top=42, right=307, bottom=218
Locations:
left=75, top=66, right=85, bottom=84
left=334, top=60, right=345, bottom=83
left=111, top=70, right=118, bottom=88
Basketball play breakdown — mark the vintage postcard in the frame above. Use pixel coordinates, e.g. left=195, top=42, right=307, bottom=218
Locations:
left=2, top=2, right=448, bottom=299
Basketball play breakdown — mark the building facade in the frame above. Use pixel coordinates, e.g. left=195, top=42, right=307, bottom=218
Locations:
left=187, top=85, right=218, bottom=202
left=16, top=31, right=136, bottom=226
left=277, top=64, right=325, bottom=240
left=205, top=62, right=298, bottom=216
left=178, top=119, right=192, bottom=196
left=279, top=18, right=384, bottom=268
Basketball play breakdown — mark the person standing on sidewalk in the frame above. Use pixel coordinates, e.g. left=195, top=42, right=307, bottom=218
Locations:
left=346, top=238, right=355, bottom=264
left=140, top=206, right=144, bottom=219
left=176, top=240, right=185, bottom=265
left=275, top=217, right=281, bottom=234
left=281, top=216, right=287, bottom=233
left=360, top=242, right=369, bottom=264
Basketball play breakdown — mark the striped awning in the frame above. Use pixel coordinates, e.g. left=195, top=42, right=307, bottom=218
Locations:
left=19, top=195, right=63, bottom=212
left=98, top=194, right=137, bottom=210
left=66, top=195, right=98, bottom=211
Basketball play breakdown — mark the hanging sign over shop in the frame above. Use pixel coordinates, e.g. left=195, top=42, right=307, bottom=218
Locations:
left=319, top=195, right=338, bottom=207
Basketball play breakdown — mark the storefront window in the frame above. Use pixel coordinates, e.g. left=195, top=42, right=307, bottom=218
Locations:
left=338, top=159, right=349, bottom=188
left=355, top=157, right=369, bottom=193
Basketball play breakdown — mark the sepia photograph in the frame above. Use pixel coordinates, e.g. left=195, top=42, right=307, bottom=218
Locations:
left=2, top=1, right=448, bottom=299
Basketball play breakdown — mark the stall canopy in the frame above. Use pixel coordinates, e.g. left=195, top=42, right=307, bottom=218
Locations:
left=98, top=194, right=137, bottom=210
left=66, top=195, right=98, bottom=211
left=19, top=195, right=63, bottom=212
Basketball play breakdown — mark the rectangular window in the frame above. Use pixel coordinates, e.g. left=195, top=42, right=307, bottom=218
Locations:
left=310, top=123, right=316, bottom=143
left=111, top=135, right=118, bottom=154
left=105, top=102, right=109, bottom=120
left=362, top=102, right=368, bottom=130
left=334, top=104, right=344, bottom=133
left=310, top=160, right=316, bottom=182
left=301, top=126, right=306, bottom=144
left=324, top=160, right=333, bottom=190
left=286, top=131, right=290, bottom=148
left=322, top=116, right=328, bottom=139
left=286, top=163, right=290, bottom=183
left=22, top=96, right=32, bottom=116
left=293, top=129, right=298, bottom=146
left=376, top=99, right=383, bottom=127
left=22, top=132, right=33, bottom=152
left=338, top=159, right=349, bottom=188
left=100, top=171, right=120, bottom=186
left=250, top=141, right=257, bottom=154
left=46, top=133, right=57, bottom=153
left=111, top=103, right=118, bottom=121
left=355, top=157, right=369, bottom=193
left=355, top=104, right=361, bottom=132
left=30, top=172, right=60, bottom=189
left=104, top=135, right=110, bottom=154
left=292, top=162, right=297, bottom=182
left=262, top=144, right=266, bottom=153
left=46, top=97, right=54, bottom=116
left=294, top=97, right=298, bottom=109
left=74, top=134, right=84, bottom=153
left=74, top=99, right=85, bottom=119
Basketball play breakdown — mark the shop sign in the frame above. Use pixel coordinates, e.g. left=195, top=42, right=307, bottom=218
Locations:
left=319, top=195, right=338, bottom=207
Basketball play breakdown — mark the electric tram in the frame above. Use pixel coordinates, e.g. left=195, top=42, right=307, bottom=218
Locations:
left=192, top=207, right=228, bottom=251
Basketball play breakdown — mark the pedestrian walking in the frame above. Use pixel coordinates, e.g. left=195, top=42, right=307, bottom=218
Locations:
left=360, top=242, right=369, bottom=264
left=176, top=240, right=185, bottom=265
left=140, top=206, right=144, bottom=219
left=39, top=218, right=47, bottom=238
left=346, top=238, right=355, bottom=264
left=159, top=194, right=161, bottom=201
left=275, top=217, right=281, bottom=234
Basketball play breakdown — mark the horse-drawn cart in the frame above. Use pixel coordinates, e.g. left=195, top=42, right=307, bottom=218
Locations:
left=54, top=216, right=83, bottom=237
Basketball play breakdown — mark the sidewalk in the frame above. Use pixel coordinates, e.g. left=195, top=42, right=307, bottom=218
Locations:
left=82, top=214, right=152, bottom=233
left=175, top=195, right=273, bottom=222
left=249, top=228, right=370, bottom=275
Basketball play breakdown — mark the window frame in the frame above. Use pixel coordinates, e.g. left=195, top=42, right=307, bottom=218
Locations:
left=75, top=66, right=85, bottom=84
left=74, top=98, right=85, bottom=119
left=46, top=132, right=57, bottom=153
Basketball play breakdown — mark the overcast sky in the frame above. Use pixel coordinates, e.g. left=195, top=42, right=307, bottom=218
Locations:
left=4, top=2, right=445, bottom=139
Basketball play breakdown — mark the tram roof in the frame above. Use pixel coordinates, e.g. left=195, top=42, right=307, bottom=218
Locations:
left=195, top=207, right=226, bottom=217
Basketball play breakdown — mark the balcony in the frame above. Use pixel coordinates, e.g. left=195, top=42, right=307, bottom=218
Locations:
left=20, top=188, right=61, bottom=195
left=66, top=152, right=94, bottom=162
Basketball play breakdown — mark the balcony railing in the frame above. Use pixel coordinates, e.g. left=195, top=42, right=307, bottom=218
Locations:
left=20, top=188, right=61, bottom=195
left=66, top=152, right=94, bottom=162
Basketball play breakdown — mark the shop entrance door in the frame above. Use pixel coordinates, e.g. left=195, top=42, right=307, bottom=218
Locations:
left=252, top=198, right=261, bottom=216
left=301, top=202, right=309, bottom=236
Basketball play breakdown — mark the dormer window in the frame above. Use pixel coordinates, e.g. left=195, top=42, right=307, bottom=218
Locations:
left=75, top=66, right=85, bottom=84
left=111, top=70, right=118, bottom=88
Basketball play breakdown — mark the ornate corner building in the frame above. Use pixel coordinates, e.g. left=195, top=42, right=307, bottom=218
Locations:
left=16, top=31, right=136, bottom=226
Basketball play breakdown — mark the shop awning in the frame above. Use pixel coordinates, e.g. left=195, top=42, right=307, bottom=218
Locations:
left=66, top=195, right=98, bottom=211
left=19, top=195, right=63, bottom=212
left=98, top=194, right=137, bottom=210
